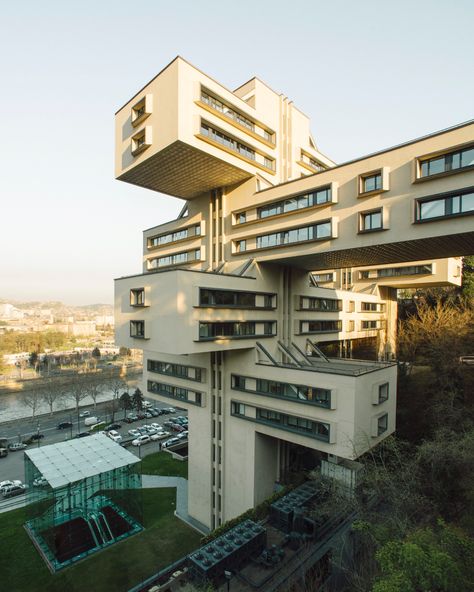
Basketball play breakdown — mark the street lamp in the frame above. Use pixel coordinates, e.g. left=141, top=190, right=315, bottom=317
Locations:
left=224, top=570, right=232, bottom=592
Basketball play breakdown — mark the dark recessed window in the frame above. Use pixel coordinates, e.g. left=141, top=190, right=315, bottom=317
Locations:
left=130, top=288, right=145, bottom=307
left=378, top=383, right=389, bottom=403
left=258, top=187, right=332, bottom=219
left=377, top=413, right=388, bottom=435
left=301, top=320, right=342, bottom=333
left=299, top=296, right=342, bottom=312
left=130, top=320, right=145, bottom=338
left=256, top=220, right=332, bottom=249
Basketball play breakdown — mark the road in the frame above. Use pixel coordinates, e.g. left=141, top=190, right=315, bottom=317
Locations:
left=0, top=398, right=188, bottom=490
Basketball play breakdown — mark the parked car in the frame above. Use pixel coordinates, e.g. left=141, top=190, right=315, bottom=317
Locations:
left=107, top=430, right=122, bottom=443
left=167, top=408, right=176, bottom=414
left=2, top=484, right=26, bottom=499
left=33, top=476, right=48, bottom=487
left=137, top=412, right=147, bottom=420
left=0, top=480, right=22, bottom=492
left=128, top=414, right=139, bottom=422
left=84, top=416, right=99, bottom=426
left=74, top=432, right=91, bottom=439
left=151, top=431, right=170, bottom=441
left=145, top=412, right=153, bottom=419
left=132, top=435, right=151, bottom=447
left=0, top=448, right=8, bottom=458
left=163, top=420, right=174, bottom=428
left=128, top=429, right=140, bottom=437
left=177, top=432, right=188, bottom=441
left=150, top=423, right=162, bottom=431
left=123, top=417, right=134, bottom=424
left=162, top=437, right=180, bottom=448
left=8, top=442, right=27, bottom=451
left=171, top=424, right=185, bottom=433
left=149, top=409, right=159, bottom=417
left=57, top=421, right=73, bottom=430
left=153, top=408, right=162, bottom=415
left=143, top=401, right=152, bottom=409
left=79, top=410, right=90, bottom=418
left=105, top=423, right=122, bottom=431
left=30, top=433, right=44, bottom=441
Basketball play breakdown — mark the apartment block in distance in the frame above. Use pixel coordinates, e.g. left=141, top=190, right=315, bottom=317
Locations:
left=115, top=57, right=474, bottom=532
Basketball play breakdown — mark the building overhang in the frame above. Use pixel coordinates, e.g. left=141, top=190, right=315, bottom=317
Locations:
left=117, top=140, right=252, bottom=199
left=259, top=232, right=474, bottom=271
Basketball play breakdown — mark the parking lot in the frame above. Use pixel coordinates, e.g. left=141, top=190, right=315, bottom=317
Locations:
left=0, top=399, right=188, bottom=503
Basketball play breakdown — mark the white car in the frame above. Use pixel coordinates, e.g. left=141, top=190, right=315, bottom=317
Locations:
left=150, top=431, right=170, bottom=441
left=79, top=410, right=90, bottom=417
left=150, top=423, right=162, bottom=431
left=33, top=476, right=48, bottom=487
left=132, top=435, right=151, bottom=446
left=128, top=429, right=140, bottom=437
left=108, top=430, right=122, bottom=443
left=0, top=479, right=22, bottom=492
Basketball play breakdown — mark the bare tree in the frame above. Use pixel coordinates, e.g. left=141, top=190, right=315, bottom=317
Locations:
left=40, top=378, right=65, bottom=416
left=84, top=374, right=104, bottom=411
left=22, top=389, right=41, bottom=418
left=106, top=376, right=128, bottom=422
left=69, top=375, right=89, bottom=432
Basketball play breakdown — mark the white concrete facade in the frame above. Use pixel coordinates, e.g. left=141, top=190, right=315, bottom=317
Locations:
left=114, top=57, right=473, bottom=530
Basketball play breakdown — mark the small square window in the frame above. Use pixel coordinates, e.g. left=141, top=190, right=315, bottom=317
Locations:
left=360, top=210, right=383, bottom=232
left=377, top=413, right=388, bottom=435
left=130, top=320, right=145, bottom=338
left=237, top=212, right=246, bottom=224
left=130, top=288, right=146, bottom=307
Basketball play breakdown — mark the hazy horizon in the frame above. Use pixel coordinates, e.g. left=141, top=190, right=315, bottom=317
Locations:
left=2, top=0, right=473, bottom=303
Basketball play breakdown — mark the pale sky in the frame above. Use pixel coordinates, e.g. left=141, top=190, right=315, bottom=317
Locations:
left=1, top=0, right=473, bottom=305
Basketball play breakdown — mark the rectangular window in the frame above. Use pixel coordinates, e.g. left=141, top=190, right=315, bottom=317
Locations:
left=301, top=320, right=342, bottom=333
left=147, top=380, right=202, bottom=406
left=254, top=408, right=330, bottom=441
left=361, top=320, right=384, bottom=330
left=237, top=212, right=246, bottom=224
left=360, top=209, right=383, bottom=232
left=148, top=224, right=200, bottom=248
left=378, top=383, right=389, bottom=403
left=199, top=288, right=274, bottom=309
left=419, top=145, right=474, bottom=178
left=198, top=321, right=275, bottom=340
left=148, top=248, right=200, bottom=270
left=312, top=273, right=334, bottom=283
left=360, top=264, right=433, bottom=279
left=130, top=288, right=146, bottom=307
left=231, top=402, right=246, bottom=416
left=147, top=359, right=203, bottom=382
left=130, top=320, right=145, bottom=338
left=416, top=188, right=474, bottom=222
left=299, top=297, right=342, bottom=312
left=377, top=413, right=388, bottom=435
left=361, top=172, right=382, bottom=194
left=256, top=220, right=332, bottom=249
left=257, top=187, right=332, bottom=220
left=232, top=374, right=331, bottom=408
left=361, top=302, right=385, bottom=312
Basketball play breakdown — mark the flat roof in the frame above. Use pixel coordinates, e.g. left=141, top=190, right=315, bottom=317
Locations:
left=25, top=434, right=139, bottom=489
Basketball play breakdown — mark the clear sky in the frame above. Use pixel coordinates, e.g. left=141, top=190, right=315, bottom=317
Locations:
left=1, top=0, right=473, bottom=305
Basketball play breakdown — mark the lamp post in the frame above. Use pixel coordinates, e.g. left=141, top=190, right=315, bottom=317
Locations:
left=36, top=421, right=40, bottom=448
left=224, top=570, right=232, bottom=592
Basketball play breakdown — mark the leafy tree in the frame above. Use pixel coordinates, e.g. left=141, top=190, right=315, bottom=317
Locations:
left=373, top=521, right=474, bottom=592
left=132, top=388, right=144, bottom=412
left=91, top=347, right=101, bottom=359
left=120, top=391, right=133, bottom=419
left=29, top=351, right=39, bottom=372
left=461, top=256, right=474, bottom=302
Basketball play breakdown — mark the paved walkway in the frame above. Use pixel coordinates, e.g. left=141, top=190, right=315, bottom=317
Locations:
left=142, top=474, right=209, bottom=534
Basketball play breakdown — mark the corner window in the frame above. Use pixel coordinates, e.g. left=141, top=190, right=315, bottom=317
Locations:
left=360, top=209, right=383, bottom=232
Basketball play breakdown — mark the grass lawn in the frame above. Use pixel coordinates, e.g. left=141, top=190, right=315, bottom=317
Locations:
left=140, top=451, right=188, bottom=479
left=0, top=488, right=200, bottom=592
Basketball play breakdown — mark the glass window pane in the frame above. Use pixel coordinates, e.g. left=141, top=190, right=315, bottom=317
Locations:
left=316, top=222, right=331, bottom=237
left=428, top=157, right=445, bottom=175
left=461, top=192, right=474, bottom=213
left=461, top=148, right=474, bottom=168
left=420, top=199, right=445, bottom=219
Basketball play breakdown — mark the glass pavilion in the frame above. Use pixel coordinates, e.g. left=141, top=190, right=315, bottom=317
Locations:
left=24, top=434, right=142, bottom=572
